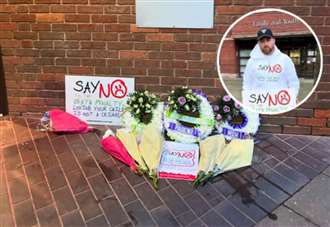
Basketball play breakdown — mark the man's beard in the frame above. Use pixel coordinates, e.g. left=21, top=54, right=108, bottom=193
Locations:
left=261, top=46, right=274, bottom=55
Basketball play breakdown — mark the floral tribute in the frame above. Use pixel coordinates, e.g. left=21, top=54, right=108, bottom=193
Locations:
left=164, top=87, right=215, bottom=143
left=121, top=90, right=163, bottom=133
left=213, top=95, right=260, bottom=140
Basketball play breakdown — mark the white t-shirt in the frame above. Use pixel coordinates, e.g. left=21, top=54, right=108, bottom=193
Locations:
left=242, top=44, right=300, bottom=106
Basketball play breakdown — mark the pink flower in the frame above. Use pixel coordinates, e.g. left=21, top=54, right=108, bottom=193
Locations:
left=178, top=96, right=186, bottom=106
left=234, top=102, right=241, bottom=109
left=223, top=95, right=231, bottom=102
left=223, top=105, right=230, bottom=113
left=213, top=105, right=220, bottom=112
left=216, top=114, right=222, bottom=121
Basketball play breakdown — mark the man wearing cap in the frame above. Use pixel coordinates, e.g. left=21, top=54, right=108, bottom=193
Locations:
left=242, top=27, right=300, bottom=111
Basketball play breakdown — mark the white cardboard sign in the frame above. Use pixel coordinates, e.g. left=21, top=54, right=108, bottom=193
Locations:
left=158, top=141, right=199, bottom=176
left=242, top=88, right=296, bottom=113
left=65, top=75, right=134, bottom=125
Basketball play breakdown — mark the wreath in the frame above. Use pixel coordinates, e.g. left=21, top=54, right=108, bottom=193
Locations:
left=121, top=90, right=163, bottom=133
left=164, top=87, right=215, bottom=143
left=213, top=95, right=260, bottom=140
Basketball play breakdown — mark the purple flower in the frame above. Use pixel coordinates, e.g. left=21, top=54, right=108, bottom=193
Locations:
left=234, top=102, right=241, bottom=109
left=223, top=95, right=231, bottom=102
left=227, top=115, right=232, bottom=121
left=223, top=105, right=230, bottom=113
left=216, top=114, right=222, bottom=121
left=213, top=105, right=220, bottom=112
left=178, top=96, right=186, bottom=106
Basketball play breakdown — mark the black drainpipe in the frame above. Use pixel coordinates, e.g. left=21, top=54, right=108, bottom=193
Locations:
left=0, top=47, right=9, bottom=116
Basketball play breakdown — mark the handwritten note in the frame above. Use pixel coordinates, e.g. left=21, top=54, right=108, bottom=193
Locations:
left=65, top=75, right=134, bottom=125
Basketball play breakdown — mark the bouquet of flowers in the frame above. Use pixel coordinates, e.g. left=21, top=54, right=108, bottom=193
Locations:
left=121, top=90, right=163, bottom=133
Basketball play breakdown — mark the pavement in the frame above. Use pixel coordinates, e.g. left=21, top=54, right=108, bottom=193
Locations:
left=0, top=116, right=329, bottom=227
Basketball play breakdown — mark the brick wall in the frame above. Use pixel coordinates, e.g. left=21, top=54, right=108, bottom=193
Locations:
left=1, top=0, right=330, bottom=135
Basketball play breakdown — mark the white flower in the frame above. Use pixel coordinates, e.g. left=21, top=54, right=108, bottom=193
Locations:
left=133, top=104, right=138, bottom=108
left=146, top=104, right=151, bottom=108
left=136, top=108, right=140, bottom=114
left=138, top=97, right=144, bottom=103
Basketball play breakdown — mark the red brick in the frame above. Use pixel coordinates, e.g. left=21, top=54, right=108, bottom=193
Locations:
left=40, top=50, right=65, bottom=57
left=119, top=50, right=146, bottom=59
left=36, top=0, right=59, bottom=3
left=161, top=60, right=187, bottom=69
left=63, top=0, right=87, bottom=3
left=68, top=66, right=93, bottom=75
left=297, top=117, right=326, bottom=127
left=29, top=5, right=49, bottom=13
left=65, top=14, right=90, bottom=23
left=105, top=24, right=130, bottom=32
left=34, top=41, right=53, bottom=49
left=32, top=23, right=51, bottom=31
left=311, top=7, right=330, bottom=16
left=0, top=23, right=16, bottom=31
left=67, top=50, right=91, bottom=57
left=146, top=34, right=174, bottom=42
left=66, top=32, right=91, bottom=40
left=118, top=15, right=135, bottom=23
left=92, top=33, right=117, bottom=41
left=161, top=77, right=187, bottom=85
left=54, top=41, right=79, bottom=49
left=77, top=6, right=103, bottom=14
left=11, top=14, right=36, bottom=22
left=50, top=5, right=76, bottom=13
left=0, top=5, right=15, bottom=13
left=107, top=59, right=133, bottom=67
left=162, top=43, right=188, bottom=51
left=108, top=42, right=133, bottom=50
left=216, top=6, right=249, bottom=15
left=14, top=32, right=37, bottom=40
left=0, top=40, right=19, bottom=48
left=90, top=0, right=115, bottom=4
left=21, top=40, right=33, bottom=48
left=43, top=66, right=67, bottom=73
left=56, top=58, right=80, bottom=66
left=312, top=127, right=330, bottom=136
left=314, top=109, right=330, bottom=118
left=39, top=32, right=64, bottom=40
left=119, top=33, right=145, bottom=42
left=135, top=43, right=160, bottom=51
left=81, top=41, right=106, bottom=49
left=78, top=24, right=104, bottom=32
left=82, top=59, right=106, bottom=67
left=36, top=14, right=64, bottom=23
left=17, top=23, right=31, bottom=31
left=105, top=5, right=130, bottom=14
left=91, top=15, right=117, bottom=23
left=52, top=24, right=77, bottom=31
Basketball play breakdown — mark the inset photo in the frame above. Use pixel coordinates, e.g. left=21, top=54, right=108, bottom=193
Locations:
left=217, top=8, right=323, bottom=114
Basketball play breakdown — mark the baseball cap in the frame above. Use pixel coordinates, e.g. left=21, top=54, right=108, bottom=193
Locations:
left=257, top=27, right=274, bottom=40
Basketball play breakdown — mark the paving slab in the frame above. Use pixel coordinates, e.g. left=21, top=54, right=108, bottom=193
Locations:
left=285, top=174, right=330, bottom=227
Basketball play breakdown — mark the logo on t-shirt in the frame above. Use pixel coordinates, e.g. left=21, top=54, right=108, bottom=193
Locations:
left=257, top=64, right=282, bottom=73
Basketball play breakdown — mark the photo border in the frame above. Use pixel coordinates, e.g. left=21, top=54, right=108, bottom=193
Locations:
left=216, top=8, right=324, bottom=115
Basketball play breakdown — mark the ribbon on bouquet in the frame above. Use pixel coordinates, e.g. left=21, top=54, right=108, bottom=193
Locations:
left=220, top=127, right=247, bottom=139
left=167, top=122, right=201, bottom=137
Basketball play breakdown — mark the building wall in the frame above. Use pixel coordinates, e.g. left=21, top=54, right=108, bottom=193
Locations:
left=1, top=0, right=330, bottom=135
